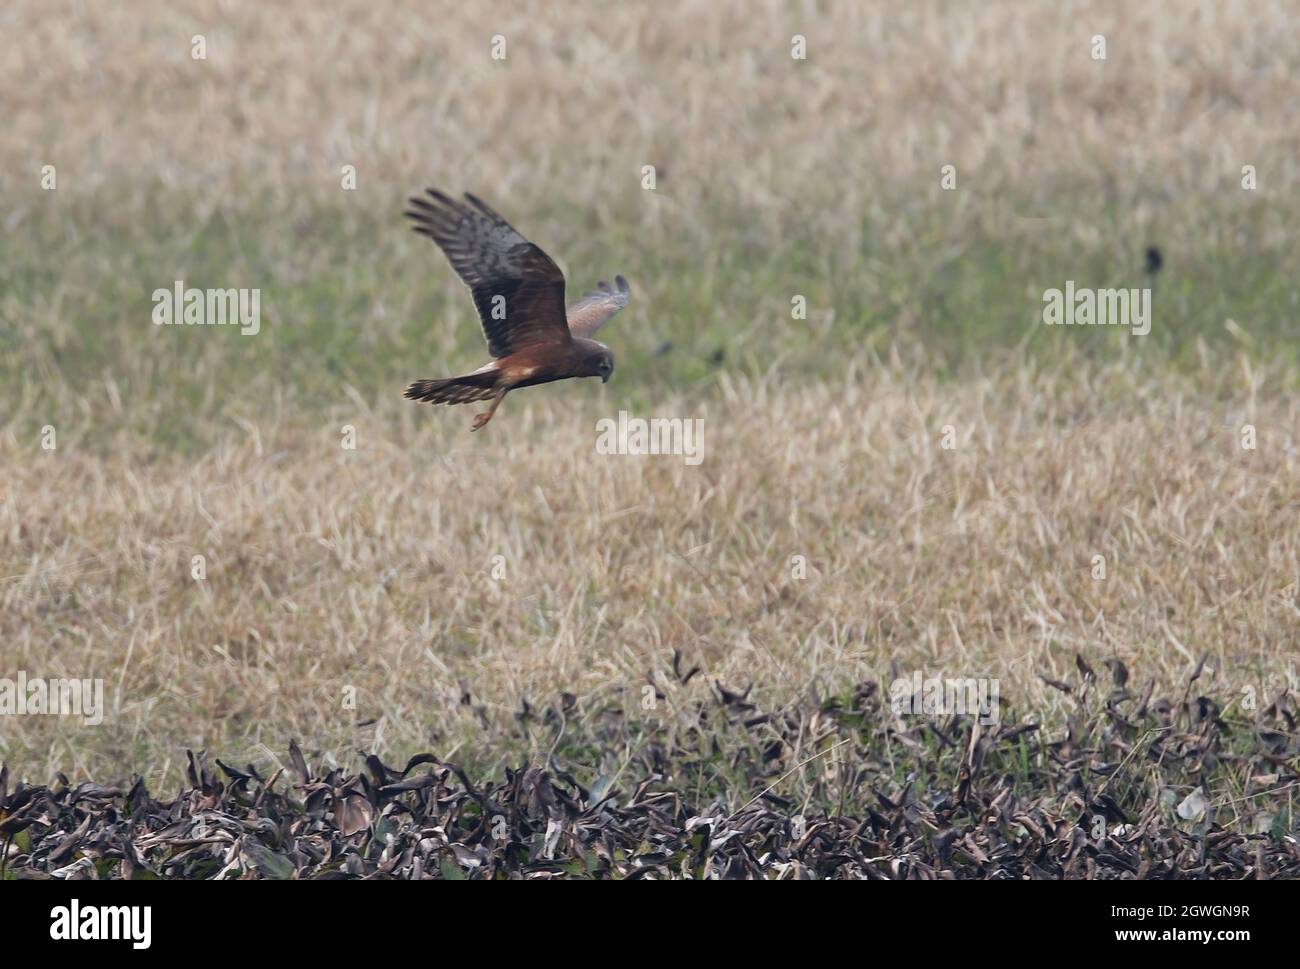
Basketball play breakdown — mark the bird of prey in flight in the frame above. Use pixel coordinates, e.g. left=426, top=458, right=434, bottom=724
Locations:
left=402, top=189, right=630, bottom=431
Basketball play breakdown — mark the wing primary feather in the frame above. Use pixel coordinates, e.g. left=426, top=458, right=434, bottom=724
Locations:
left=404, top=186, right=571, bottom=357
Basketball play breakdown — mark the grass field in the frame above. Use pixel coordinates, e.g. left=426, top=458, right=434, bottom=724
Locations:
left=2, top=1, right=1299, bottom=877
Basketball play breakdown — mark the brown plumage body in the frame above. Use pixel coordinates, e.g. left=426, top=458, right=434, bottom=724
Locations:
left=401, top=188, right=629, bottom=430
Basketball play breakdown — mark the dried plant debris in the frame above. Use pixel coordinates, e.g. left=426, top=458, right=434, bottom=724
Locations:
left=3, top=664, right=1298, bottom=880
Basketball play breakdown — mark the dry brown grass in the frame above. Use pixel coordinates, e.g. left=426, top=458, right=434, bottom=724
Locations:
left=2, top=1, right=1299, bottom=791
left=5, top=0, right=1299, bottom=216
left=4, top=349, right=1297, bottom=786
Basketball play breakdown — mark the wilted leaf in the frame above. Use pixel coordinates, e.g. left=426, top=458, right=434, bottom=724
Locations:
left=1176, top=790, right=1209, bottom=822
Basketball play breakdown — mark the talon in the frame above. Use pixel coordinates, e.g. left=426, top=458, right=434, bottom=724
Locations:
left=469, top=387, right=507, bottom=431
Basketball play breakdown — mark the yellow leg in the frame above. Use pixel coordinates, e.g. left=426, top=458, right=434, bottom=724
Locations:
left=471, top=389, right=507, bottom=431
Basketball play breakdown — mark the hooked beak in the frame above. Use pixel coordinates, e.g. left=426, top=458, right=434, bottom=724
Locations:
left=601, top=373, right=609, bottom=383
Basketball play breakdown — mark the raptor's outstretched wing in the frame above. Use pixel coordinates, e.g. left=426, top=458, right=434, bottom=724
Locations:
left=405, top=190, right=571, bottom=357
left=567, top=275, right=630, bottom=339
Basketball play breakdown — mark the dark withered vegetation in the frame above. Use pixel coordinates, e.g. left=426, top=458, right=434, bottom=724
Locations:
left=3, top=658, right=1297, bottom=879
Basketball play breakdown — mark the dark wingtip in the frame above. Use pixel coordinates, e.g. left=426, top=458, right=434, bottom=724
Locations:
left=463, top=192, right=501, bottom=222
left=615, top=275, right=629, bottom=294
left=419, top=188, right=461, bottom=215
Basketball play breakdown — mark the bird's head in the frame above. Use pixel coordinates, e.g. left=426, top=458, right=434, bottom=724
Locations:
left=591, top=347, right=615, bottom=383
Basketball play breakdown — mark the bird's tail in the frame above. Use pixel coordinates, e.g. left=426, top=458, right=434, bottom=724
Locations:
left=404, top=371, right=499, bottom=406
